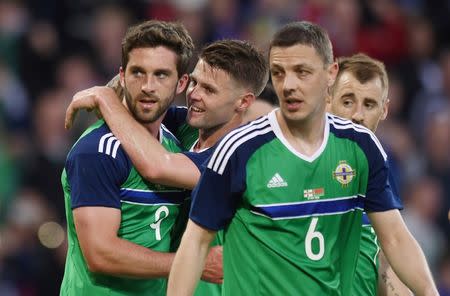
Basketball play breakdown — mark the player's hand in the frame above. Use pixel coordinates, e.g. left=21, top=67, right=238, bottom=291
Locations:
left=106, top=74, right=124, bottom=99
left=201, top=245, right=223, bottom=284
left=65, top=86, right=116, bottom=129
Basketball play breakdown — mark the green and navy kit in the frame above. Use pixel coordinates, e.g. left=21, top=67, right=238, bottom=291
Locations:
left=190, top=110, right=402, bottom=295
left=184, top=147, right=223, bottom=296
left=164, top=105, right=223, bottom=296
left=60, top=120, right=185, bottom=296
left=163, top=106, right=199, bottom=151
left=353, top=157, right=403, bottom=296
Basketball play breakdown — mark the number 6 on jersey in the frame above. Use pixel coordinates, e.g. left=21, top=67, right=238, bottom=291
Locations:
left=305, top=217, right=325, bottom=261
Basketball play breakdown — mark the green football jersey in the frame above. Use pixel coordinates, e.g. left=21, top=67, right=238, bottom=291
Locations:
left=190, top=111, right=401, bottom=295
left=352, top=220, right=380, bottom=295
left=164, top=106, right=222, bottom=296
left=60, top=120, right=186, bottom=295
left=353, top=161, right=402, bottom=295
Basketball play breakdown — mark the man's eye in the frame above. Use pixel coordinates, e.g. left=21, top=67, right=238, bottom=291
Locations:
left=271, top=70, right=282, bottom=77
left=132, top=70, right=144, bottom=77
left=297, top=70, right=310, bottom=76
left=365, top=103, right=375, bottom=110
left=156, top=72, right=168, bottom=79
left=343, top=100, right=353, bottom=107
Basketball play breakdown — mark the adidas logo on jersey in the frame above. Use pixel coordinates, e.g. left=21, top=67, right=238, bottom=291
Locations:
left=267, top=173, right=288, bottom=188
left=98, top=132, right=121, bottom=158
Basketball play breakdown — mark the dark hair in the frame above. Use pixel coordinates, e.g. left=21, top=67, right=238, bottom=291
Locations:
left=270, top=21, right=333, bottom=65
left=121, top=20, right=194, bottom=77
left=199, top=39, right=269, bottom=96
left=332, top=53, right=389, bottom=100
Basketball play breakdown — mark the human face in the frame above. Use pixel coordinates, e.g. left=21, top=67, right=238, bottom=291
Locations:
left=270, top=44, right=337, bottom=125
left=120, top=46, right=187, bottom=124
left=329, top=71, right=388, bottom=132
left=186, top=59, right=244, bottom=131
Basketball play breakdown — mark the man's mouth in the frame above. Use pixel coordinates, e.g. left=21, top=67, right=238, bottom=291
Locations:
left=139, top=98, right=157, bottom=109
left=189, top=106, right=205, bottom=113
left=284, top=97, right=304, bottom=110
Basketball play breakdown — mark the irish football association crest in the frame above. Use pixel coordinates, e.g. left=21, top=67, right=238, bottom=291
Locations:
left=333, top=160, right=356, bottom=186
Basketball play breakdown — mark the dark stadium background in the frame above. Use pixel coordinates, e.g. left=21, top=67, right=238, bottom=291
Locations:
left=0, top=0, right=449, bottom=294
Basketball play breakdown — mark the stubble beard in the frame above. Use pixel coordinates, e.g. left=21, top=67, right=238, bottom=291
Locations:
left=124, top=88, right=170, bottom=124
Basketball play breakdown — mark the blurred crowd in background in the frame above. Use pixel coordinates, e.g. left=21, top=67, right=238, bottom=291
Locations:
left=0, top=0, right=449, bottom=295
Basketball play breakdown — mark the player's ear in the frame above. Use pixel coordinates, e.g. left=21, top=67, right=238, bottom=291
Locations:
left=176, top=74, right=189, bottom=95
left=381, top=98, right=389, bottom=120
left=326, top=92, right=331, bottom=104
left=327, top=62, right=339, bottom=87
left=119, top=67, right=125, bottom=88
left=236, top=92, right=256, bottom=113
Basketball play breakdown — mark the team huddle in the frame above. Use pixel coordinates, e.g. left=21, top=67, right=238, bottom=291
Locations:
left=60, top=20, right=438, bottom=295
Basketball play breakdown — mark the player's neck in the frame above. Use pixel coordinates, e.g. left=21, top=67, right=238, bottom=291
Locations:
left=196, top=115, right=243, bottom=151
left=122, top=99, right=163, bottom=139
left=142, top=120, right=163, bottom=139
left=276, top=109, right=326, bottom=157
left=138, top=113, right=165, bottom=140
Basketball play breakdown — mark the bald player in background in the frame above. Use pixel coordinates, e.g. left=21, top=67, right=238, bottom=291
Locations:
left=327, top=53, right=412, bottom=296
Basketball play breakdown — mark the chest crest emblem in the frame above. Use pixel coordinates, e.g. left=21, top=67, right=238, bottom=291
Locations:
left=333, top=160, right=356, bottom=186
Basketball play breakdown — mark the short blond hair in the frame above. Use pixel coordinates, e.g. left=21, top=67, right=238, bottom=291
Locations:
left=332, top=53, right=389, bottom=101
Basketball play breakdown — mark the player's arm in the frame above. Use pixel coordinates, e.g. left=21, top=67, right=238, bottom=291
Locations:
left=68, top=149, right=174, bottom=278
left=376, top=169, right=413, bottom=296
left=67, top=143, right=220, bottom=281
left=65, top=86, right=200, bottom=189
left=368, top=210, right=438, bottom=296
left=168, top=134, right=245, bottom=294
left=168, top=219, right=216, bottom=296
left=74, top=206, right=222, bottom=281
left=361, top=131, right=437, bottom=296
left=378, top=249, right=413, bottom=296
left=74, top=206, right=173, bottom=277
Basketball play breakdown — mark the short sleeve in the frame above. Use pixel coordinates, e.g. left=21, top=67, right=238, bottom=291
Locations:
left=189, top=150, right=246, bottom=231
left=182, top=149, right=213, bottom=173
left=163, top=106, right=188, bottom=132
left=386, top=156, right=404, bottom=209
left=66, top=149, right=130, bottom=209
left=364, top=143, right=403, bottom=212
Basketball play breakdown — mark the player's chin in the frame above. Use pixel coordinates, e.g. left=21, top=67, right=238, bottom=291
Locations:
left=187, top=112, right=205, bottom=125
left=187, top=117, right=204, bottom=129
left=135, top=110, right=161, bottom=124
left=282, top=109, right=310, bottom=122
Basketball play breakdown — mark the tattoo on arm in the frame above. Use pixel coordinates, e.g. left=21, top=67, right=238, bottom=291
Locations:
left=381, top=272, right=400, bottom=296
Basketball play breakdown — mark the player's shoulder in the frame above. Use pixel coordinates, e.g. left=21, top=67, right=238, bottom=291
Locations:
left=327, top=113, right=374, bottom=138
left=183, top=146, right=214, bottom=172
left=207, top=114, right=275, bottom=174
left=327, top=113, right=387, bottom=161
left=161, top=123, right=181, bottom=145
left=65, top=121, right=132, bottom=183
left=168, top=105, right=188, bottom=114
left=163, top=105, right=188, bottom=126
left=68, top=120, right=124, bottom=160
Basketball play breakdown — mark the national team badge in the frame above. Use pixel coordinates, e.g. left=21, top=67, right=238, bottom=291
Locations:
left=333, top=160, right=356, bottom=186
